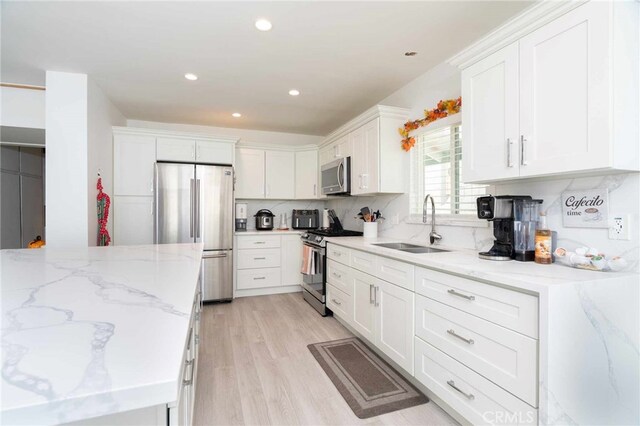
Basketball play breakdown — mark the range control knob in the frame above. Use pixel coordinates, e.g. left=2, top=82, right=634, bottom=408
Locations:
left=302, top=233, right=308, bottom=238
left=315, top=236, right=323, bottom=243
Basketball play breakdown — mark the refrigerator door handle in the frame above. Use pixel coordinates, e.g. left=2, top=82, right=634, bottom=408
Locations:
left=190, top=178, right=195, bottom=238
left=196, top=179, right=201, bottom=239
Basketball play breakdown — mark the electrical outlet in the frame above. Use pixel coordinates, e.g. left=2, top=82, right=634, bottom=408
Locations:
left=609, top=215, right=630, bottom=240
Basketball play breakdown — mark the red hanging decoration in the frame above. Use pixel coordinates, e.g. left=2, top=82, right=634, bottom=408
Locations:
left=97, top=177, right=111, bottom=246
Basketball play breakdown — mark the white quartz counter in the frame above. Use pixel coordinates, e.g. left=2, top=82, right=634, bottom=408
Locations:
left=325, top=236, right=637, bottom=294
left=0, top=243, right=204, bottom=425
left=235, top=230, right=302, bottom=236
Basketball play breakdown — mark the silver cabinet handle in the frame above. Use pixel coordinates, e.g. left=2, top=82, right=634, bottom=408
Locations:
left=254, top=241, right=266, bottom=245
left=332, top=299, right=342, bottom=306
left=369, top=284, right=375, bottom=304
left=520, top=135, right=527, bottom=166
left=189, top=179, right=195, bottom=237
left=313, top=184, right=317, bottom=196
left=447, top=380, right=474, bottom=400
left=254, top=257, right=266, bottom=260
left=374, top=286, right=380, bottom=307
left=362, top=173, right=368, bottom=189
left=447, top=329, right=474, bottom=345
left=333, top=251, right=341, bottom=257
left=507, top=138, right=514, bottom=168
left=183, top=358, right=195, bottom=386
left=253, top=276, right=266, bottom=280
left=332, top=272, right=342, bottom=279
left=447, top=289, right=475, bottom=301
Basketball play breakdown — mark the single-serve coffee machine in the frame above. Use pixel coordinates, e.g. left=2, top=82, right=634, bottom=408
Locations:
left=476, top=195, right=542, bottom=261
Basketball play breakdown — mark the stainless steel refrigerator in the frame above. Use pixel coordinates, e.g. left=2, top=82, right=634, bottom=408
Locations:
left=154, top=163, right=233, bottom=302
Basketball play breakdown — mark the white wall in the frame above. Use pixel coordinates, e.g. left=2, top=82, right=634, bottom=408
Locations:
left=87, top=79, right=126, bottom=246
left=0, top=86, right=46, bottom=129
left=327, top=61, right=640, bottom=271
left=45, top=71, right=89, bottom=248
left=127, top=119, right=324, bottom=147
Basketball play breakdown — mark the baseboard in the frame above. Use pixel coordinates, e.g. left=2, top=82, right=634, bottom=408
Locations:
left=234, top=285, right=302, bottom=298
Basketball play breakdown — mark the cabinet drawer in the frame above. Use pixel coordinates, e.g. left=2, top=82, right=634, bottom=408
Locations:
left=327, top=284, right=352, bottom=320
left=415, top=295, right=537, bottom=406
left=326, top=259, right=352, bottom=295
left=414, top=337, right=537, bottom=425
left=237, top=248, right=281, bottom=269
left=237, top=268, right=281, bottom=290
left=415, top=267, right=538, bottom=338
left=350, top=249, right=376, bottom=272
left=377, top=256, right=414, bottom=291
left=327, top=244, right=351, bottom=265
left=237, top=235, right=281, bottom=249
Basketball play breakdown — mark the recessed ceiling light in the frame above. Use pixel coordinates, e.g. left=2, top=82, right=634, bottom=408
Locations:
left=184, top=73, right=198, bottom=80
left=288, top=89, right=300, bottom=96
left=404, top=51, right=418, bottom=57
left=232, top=112, right=242, bottom=118
left=255, top=19, right=272, bottom=31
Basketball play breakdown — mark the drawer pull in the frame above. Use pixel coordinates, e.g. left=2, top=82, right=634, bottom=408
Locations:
left=254, top=241, right=266, bottom=245
left=333, top=251, right=341, bottom=256
left=332, top=272, right=342, bottom=279
left=253, top=276, right=266, bottom=280
left=254, top=257, right=266, bottom=260
left=331, top=299, right=342, bottom=306
left=447, top=289, right=475, bottom=301
left=447, top=329, right=474, bottom=345
left=447, top=380, right=475, bottom=400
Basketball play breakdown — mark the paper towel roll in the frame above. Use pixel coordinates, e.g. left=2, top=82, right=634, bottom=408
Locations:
left=322, top=209, right=330, bottom=228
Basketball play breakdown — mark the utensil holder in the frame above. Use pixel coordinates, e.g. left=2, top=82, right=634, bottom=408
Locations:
left=363, top=222, right=378, bottom=239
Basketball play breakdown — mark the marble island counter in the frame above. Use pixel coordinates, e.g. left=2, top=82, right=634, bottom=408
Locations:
left=1, top=243, right=204, bottom=426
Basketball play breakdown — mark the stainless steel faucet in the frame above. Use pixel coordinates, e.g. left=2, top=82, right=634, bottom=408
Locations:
left=423, top=194, right=442, bottom=245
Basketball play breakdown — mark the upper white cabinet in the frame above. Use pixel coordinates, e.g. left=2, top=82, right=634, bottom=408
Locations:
left=320, top=106, right=409, bottom=196
left=114, top=133, right=156, bottom=196
left=295, top=150, right=319, bottom=199
left=235, top=148, right=265, bottom=199
left=157, top=137, right=234, bottom=164
left=265, top=150, right=295, bottom=199
left=235, top=148, right=296, bottom=199
left=460, top=1, right=639, bottom=183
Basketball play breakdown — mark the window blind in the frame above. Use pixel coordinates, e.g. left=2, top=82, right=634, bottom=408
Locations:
left=410, top=124, right=486, bottom=215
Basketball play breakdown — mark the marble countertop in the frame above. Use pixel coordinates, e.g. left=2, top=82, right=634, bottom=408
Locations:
left=325, top=237, right=638, bottom=294
left=236, top=229, right=303, bottom=236
left=1, top=243, right=204, bottom=425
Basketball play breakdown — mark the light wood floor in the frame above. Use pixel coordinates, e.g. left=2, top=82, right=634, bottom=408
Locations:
left=194, top=293, right=458, bottom=426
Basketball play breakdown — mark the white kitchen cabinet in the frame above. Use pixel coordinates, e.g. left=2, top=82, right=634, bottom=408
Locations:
left=235, top=148, right=265, bottom=198
left=460, top=1, right=639, bottom=183
left=281, top=234, right=302, bottom=286
left=113, top=196, right=154, bottom=245
left=352, top=269, right=376, bottom=342
left=265, top=150, right=295, bottom=199
left=294, top=149, right=319, bottom=199
left=376, top=279, right=414, bottom=374
left=319, top=145, right=334, bottom=166
left=195, top=139, right=234, bottom=164
left=156, top=137, right=195, bottom=162
left=461, top=42, right=520, bottom=183
left=351, top=118, right=380, bottom=195
left=113, top=133, right=156, bottom=196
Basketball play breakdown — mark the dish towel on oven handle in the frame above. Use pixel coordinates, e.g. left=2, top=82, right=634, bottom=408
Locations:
left=301, top=245, right=316, bottom=275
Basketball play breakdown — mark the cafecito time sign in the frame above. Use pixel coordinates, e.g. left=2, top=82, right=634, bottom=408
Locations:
left=561, top=189, right=609, bottom=228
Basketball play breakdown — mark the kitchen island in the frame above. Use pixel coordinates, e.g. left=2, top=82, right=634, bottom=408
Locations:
left=1, top=243, right=203, bottom=426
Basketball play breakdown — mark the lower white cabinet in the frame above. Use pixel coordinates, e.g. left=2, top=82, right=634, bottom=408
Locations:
left=414, top=337, right=537, bottom=425
left=113, top=196, right=154, bottom=245
left=351, top=269, right=376, bottom=342
left=234, top=233, right=302, bottom=295
left=327, top=284, right=351, bottom=320
left=376, top=280, right=414, bottom=374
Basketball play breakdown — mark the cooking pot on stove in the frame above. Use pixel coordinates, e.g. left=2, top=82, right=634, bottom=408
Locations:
left=254, top=209, right=275, bottom=230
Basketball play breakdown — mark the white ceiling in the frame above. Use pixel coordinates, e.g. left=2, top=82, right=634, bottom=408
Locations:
left=2, top=1, right=532, bottom=136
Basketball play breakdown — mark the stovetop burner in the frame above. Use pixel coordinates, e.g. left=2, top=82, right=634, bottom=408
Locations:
left=308, top=228, right=363, bottom=237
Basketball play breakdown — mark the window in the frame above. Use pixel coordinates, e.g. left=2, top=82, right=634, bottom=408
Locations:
left=409, top=124, right=487, bottom=216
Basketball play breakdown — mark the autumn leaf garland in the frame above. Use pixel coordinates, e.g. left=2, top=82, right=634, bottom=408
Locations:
left=399, top=97, right=462, bottom=151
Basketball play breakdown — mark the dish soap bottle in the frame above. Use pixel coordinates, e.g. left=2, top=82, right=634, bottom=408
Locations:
left=535, top=212, right=552, bottom=264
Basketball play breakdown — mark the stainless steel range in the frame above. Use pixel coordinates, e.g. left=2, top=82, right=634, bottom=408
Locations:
left=300, top=210, right=362, bottom=316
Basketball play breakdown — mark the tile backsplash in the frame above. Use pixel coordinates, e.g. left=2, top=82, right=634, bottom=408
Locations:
left=326, top=173, right=640, bottom=271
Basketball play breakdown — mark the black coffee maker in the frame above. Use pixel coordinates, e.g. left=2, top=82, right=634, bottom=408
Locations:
left=476, top=195, right=534, bottom=261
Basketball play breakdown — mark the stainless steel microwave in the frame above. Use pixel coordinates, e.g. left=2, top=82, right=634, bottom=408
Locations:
left=321, top=157, right=350, bottom=195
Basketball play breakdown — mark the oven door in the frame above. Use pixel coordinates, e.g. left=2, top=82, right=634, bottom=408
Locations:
left=321, top=157, right=350, bottom=195
left=301, top=243, right=326, bottom=302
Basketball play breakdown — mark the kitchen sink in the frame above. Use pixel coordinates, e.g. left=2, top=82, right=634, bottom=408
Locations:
left=372, top=242, right=448, bottom=254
